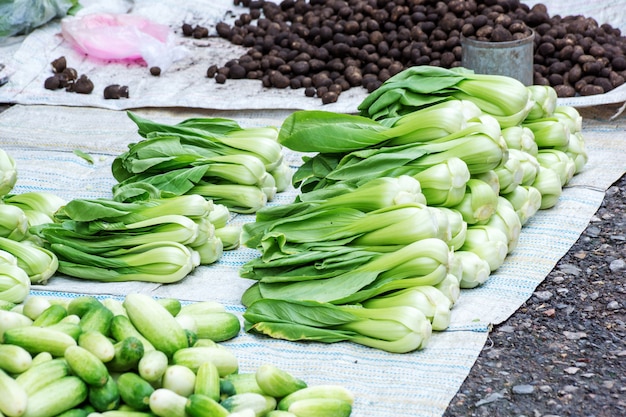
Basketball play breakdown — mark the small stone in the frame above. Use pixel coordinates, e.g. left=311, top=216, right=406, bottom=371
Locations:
left=562, top=385, right=578, bottom=393
left=534, top=290, right=553, bottom=301
left=603, top=380, right=616, bottom=389
left=498, top=325, right=515, bottom=333
left=564, top=367, right=580, bottom=374
left=539, top=385, right=552, bottom=392
left=563, top=331, right=587, bottom=340
left=512, top=384, right=534, bottom=394
left=475, top=391, right=505, bottom=406
left=559, top=263, right=582, bottom=276
left=607, top=301, right=621, bottom=310
left=609, top=259, right=626, bottom=273
left=586, top=226, right=601, bottom=237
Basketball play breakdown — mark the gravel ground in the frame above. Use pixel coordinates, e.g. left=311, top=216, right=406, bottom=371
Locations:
left=444, top=106, right=626, bottom=417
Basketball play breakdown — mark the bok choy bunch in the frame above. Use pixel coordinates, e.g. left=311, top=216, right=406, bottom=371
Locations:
left=0, top=148, right=17, bottom=197
left=0, top=250, right=30, bottom=304
left=356, top=66, right=534, bottom=128
left=31, top=194, right=233, bottom=283
left=111, top=112, right=291, bottom=213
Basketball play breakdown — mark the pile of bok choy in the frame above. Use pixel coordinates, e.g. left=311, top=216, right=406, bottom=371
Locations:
left=31, top=195, right=236, bottom=283
left=111, top=112, right=292, bottom=214
left=0, top=150, right=67, bottom=303
left=238, top=66, right=589, bottom=353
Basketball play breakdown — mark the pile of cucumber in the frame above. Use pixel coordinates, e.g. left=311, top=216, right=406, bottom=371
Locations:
left=0, top=293, right=354, bottom=417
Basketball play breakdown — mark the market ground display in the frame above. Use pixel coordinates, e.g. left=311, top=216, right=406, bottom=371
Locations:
left=0, top=101, right=624, bottom=416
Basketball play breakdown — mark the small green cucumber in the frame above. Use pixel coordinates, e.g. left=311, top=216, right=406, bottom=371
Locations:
left=117, top=372, right=155, bottom=411
left=65, top=345, right=110, bottom=387
left=277, top=385, right=355, bottom=411
left=0, top=343, right=32, bottom=373
left=106, top=336, right=145, bottom=373
left=0, top=368, right=28, bottom=417
left=171, top=346, right=238, bottom=376
left=162, top=364, right=196, bottom=397
left=190, top=311, right=241, bottom=342
left=123, top=294, right=188, bottom=357
left=287, top=398, right=352, bottom=417
left=149, top=388, right=188, bottom=417
left=80, top=304, right=114, bottom=336
left=225, top=372, right=264, bottom=395
left=22, top=376, right=88, bottom=417
left=185, top=393, right=229, bottom=417
left=22, top=295, right=52, bottom=320
left=78, top=330, right=116, bottom=362
left=194, top=361, right=221, bottom=401
left=89, top=373, right=121, bottom=412
left=31, top=351, right=54, bottom=366
left=0, top=309, right=33, bottom=338
left=138, top=349, right=168, bottom=383
left=15, top=357, right=70, bottom=396
left=101, top=297, right=128, bottom=317
left=220, top=392, right=277, bottom=416
left=2, top=325, right=77, bottom=356
left=255, top=364, right=307, bottom=398
left=32, top=303, right=68, bottom=326
left=156, top=297, right=182, bottom=316
left=178, top=301, right=225, bottom=316
left=66, top=296, right=103, bottom=317
left=110, top=315, right=155, bottom=351
left=45, top=320, right=82, bottom=340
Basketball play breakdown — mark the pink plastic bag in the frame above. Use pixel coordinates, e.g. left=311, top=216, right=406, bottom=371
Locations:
left=61, top=13, right=186, bottom=70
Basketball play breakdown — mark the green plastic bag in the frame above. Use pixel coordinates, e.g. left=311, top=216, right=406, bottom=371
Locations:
left=0, top=0, right=79, bottom=38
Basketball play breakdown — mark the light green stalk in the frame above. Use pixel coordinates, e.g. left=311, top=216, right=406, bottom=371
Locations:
left=0, top=237, right=58, bottom=284
left=501, top=126, right=538, bottom=156
left=214, top=225, right=241, bottom=251
left=427, top=206, right=467, bottom=251
left=0, top=149, right=17, bottom=197
left=453, top=250, right=491, bottom=289
left=523, top=118, right=570, bottom=148
left=0, top=259, right=30, bottom=303
left=493, top=153, right=524, bottom=194
left=413, top=157, right=470, bottom=207
left=450, top=178, right=499, bottom=224
left=536, top=149, right=576, bottom=186
left=189, top=235, right=223, bottom=265
left=189, top=183, right=268, bottom=214
left=2, top=191, right=66, bottom=220
left=508, top=149, right=540, bottom=186
left=486, top=197, right=522, bottom=253
left=0, top=204, right=29, bottom=241
left=525, top=85, right=558, bottom=120
left=556, top=131, right=588, bottom=174
left=502, top=185, right=542, bottom=225
left=531, top=167, right=563, bottom=209
left=460, top=225, right=509, bottom=272
left=553, top=105, right=582, bottom=133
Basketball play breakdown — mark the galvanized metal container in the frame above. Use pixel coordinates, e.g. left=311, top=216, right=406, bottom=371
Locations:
left=461, top=30, right=535, bottom=86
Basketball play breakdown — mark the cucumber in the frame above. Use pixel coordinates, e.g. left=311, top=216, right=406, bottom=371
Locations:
left=15, top=357, right=70, bottom=396
left=110, top=315, right=155, bottom=351
left=107, top=336, right=145, bottom=373
left=149, top=388, right=188, bottom=417
left=22, top=376, right=88, bottom=417
left=67, top=296, right=103, bottom=317
left=287, top=398, right=352, bottom=417
left=138, top=349, right=168, bottom=383
left=89, top=373, right=121, bottom=412
left=185, top=393, right=229, bottom=417
left=0, top=309, right=33, bottom=338
left=45, top=321, right=82, bottom=340
left=78, top=330, right=116, bottom=362
left=80, top=304, right=114, bottom=336
left=190, top=312, right=241, bottom=342
left=185, top=329, right=199, bottom=347
left=277, top=386, right=354, bottom=411
left=266, top=411, right=297, bottom=417
left=98, top=411, right=158, bottom=417
left=0, top=343, right=32, bottom=373
left=171, top=346, right=238, bottom=376
left=0, top=368, right=28, bottom=417
left=225, top=372, right=264, bottom=395
left=117, top=372, right=155, bottom=411
left=101, top=297, right=128, bottom=317
left=255, top=364, right=307, bottom=398
left=55, top=408, right=91, bottom=417
left=123, top=294, right=188, bottom=357
left=31, top=351, right=53, bottom=366
left=194, top=361, right=221, bottom=401
left=156, top=297, right=182, bottom=316
left=32, top=303, right=68, bottom=326
left=2, top=325, right=77, bottom=356
left=22, top=295, right=52, bottom=320
left=65, top=345, right=110, bottom=387
left=220, top=392, right=277, bottom=416
left=162, top=364, right=196, bottom=397
left=178, top=301, right=225, bottom=316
